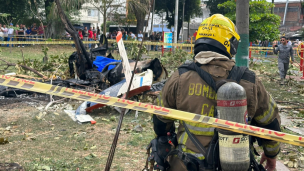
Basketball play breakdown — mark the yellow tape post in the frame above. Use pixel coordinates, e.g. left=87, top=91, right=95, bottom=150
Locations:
left=0, top=75, right=304, bottom=147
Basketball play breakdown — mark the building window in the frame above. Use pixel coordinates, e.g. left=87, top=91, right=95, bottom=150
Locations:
left=288, top=7, right=298, bottom=12
left=88, top=9, right=98, bottom=17
left=274, top=7, right=279, bottom=13
left=279, top=7, right=285, bottom=13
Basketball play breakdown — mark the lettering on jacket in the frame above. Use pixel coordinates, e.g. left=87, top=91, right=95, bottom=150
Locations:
left=188, top=83, right=216, bottom=117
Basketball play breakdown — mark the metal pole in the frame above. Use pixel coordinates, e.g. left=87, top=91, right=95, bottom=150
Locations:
left=182, top=0, right=185, bottom=43
left=162, top=14, right=164, bottom=32
left=150, top=0, right=155, bottom=34
left=174, top=0, right=179, bottom=47
left=283, top=0, right=289, bottom=25
left=235, top=0, right=249, bottom=67
left=271, top=0, right=274, bottom=14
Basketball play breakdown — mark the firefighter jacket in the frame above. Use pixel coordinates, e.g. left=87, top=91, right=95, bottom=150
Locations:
left=156, top=51, right=281, bottom=159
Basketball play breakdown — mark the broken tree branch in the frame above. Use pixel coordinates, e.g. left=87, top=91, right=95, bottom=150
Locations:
left=0, top=58, right=48, bottom=79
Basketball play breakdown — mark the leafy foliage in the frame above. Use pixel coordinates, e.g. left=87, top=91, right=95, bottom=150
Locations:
left=218, top=0, right=281, bottom=42
left=101, top=21, right=118, bottom=33
left=154, top=0, right=202, bottom=39
left=205, top=0, right=228, bottom=16
left=160, top=49, right=192, bottom=71
left=125, top=41, right=147, bottom=59
left=16, top=47, right=70, bottom=79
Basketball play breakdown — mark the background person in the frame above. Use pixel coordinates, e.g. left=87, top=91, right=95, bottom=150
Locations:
left=82, top=27, right=89, bottom=49
left=7, top=23, right=14, bottom=47
left=88, top=27, right=93, bottom=49
left=31, top=23, right=38, bottom=42
left=38, top=23, right=44, bottom=41
left=149, top=32, right=155, bottom=51
left=155, top=32, right=161, bottom=51
left=0, top=24, right=3, bottom=42
left=273, top=36, right=294, bottom=85
left=137, top=31, right=143, bottom=42
left=26, top=26, right=32, bottom=46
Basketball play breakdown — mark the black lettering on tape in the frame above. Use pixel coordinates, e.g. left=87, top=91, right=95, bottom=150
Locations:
left=113, top=102, right=128, bottom=107
left=202, top=116, right=210, bottom=123
left=7, top=81, right=19, bottom=86
left=133, top=106, right=148, bottom=111
left=47, top=85, right=56, bottom=93
left=54, top=87, right=63, bottom=94
left=153, top=110, right=169, bottom=115
left=214, top=122, right=229, bottom=128
left=95, top=99, right=110, bottom=104
left=78, top=95, right=92, bottom=100
left=193, top=115, right=201, bottom=121
left=21, top=83, right=34, bottom=89
left=62, top=91, right=74, bottom=96
left=0, top=78, right=5, bottom=84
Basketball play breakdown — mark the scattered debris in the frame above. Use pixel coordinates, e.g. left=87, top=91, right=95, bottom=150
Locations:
left=64, top=110, right=77, bottom=122
left=63, top=110, right=95, bottom=124
left=0, top=137, right=9, bottom=145
left=133, top=124, right=143, bottom=133
left=0, top=163, right=24, bottom=171
left=75, top=115, right=95, bottom=124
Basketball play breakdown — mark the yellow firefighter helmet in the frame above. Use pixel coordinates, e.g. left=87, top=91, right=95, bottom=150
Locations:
left=195, top=14, right=240, bottom=58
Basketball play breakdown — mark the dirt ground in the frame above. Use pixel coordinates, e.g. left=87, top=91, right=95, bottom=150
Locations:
left=0, top=96, right=154, bottom=171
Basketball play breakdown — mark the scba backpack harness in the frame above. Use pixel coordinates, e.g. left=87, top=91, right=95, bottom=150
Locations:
left=143, top=62, right=266, bottom=171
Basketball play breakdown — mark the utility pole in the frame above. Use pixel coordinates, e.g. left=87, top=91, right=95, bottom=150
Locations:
left=271, top=0, right=274, bottom=14
left=150, top=0, right=155, bottom=34
left=174, top=0, right=179, bottom=45
left=235, top=0, right=249, bottom=67
left=182, top=0, right=185, bottom=43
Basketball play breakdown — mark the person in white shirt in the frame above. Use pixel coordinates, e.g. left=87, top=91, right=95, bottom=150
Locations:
left=137, top=31, right=143, bottom=41
left=130, top=31, right=136, bottom=40
left=1, top=25, right=8, bottom=42
left=7, top=23, right=15, bottom=47
left=0, top=24, right=3, bottom=42
left=287, top=38, right=292, bottom=46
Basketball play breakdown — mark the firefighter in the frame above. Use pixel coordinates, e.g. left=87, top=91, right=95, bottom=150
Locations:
left=151, top=14, right=280, bottom=171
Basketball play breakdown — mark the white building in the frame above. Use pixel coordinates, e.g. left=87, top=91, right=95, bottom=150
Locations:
left=74, top=1, right=127, bottom=31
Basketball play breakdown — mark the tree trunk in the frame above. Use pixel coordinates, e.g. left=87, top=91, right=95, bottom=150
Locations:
left=235, top=0, right=249, bottom=67
left=135, top=12, right=145, bottom=34
left=271, top=0, right=274, bottom=14
left=54, top=0, right=92, bottom=68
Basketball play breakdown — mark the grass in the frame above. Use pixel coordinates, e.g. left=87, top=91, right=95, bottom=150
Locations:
left=0, top=45, right=75, bottom=64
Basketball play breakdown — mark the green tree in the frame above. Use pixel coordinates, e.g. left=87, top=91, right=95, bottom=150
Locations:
left=218, top=0, right=281, bottom=42
left=205, top=0, right=228, bottom=16
left=101, top=21, right=118, bottom=33
left=154, top=0, right=202, bottom=40
left=127, top=0, right=150, bottom=33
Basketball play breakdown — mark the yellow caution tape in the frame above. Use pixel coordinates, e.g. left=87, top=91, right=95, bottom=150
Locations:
left=0, top=40, right=195, bottom=47
left=0, top=75, right=304, bottom=147
left=0, top=40, right=302, bottom=51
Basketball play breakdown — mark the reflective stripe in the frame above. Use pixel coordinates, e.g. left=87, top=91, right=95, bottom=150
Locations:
left=264, top=142, right=280, bottom=153
left=183, top=121, right=215, bottom=136
left=185, top=123, right=215, bottom=133
left=255, top=96, right=276, bottom=124
left=179, top=132, right=188, bottom=145
left=180, top=145, right=205, bottom=160
left=265, top=145, right=280, bottom=153
left=156, top=92, right=164, bottom=107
